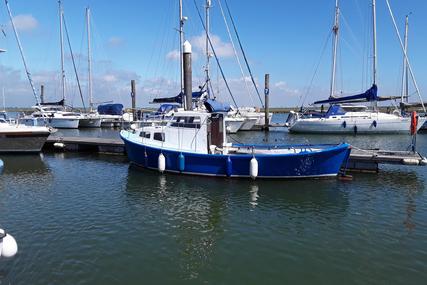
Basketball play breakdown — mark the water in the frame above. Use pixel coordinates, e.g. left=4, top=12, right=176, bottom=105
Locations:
left=1, top=114, right=426, bottom=284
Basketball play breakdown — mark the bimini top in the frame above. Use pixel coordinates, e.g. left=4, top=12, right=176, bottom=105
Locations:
left=203, top=99, right=231, bottom=113
left=97, top=104, right=123, bottom=115
left=152, top=91, right=204, bottom=104
left=314, top=84, right=379, bottom=105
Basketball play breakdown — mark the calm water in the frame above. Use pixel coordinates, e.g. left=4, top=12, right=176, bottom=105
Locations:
left=1, top=114, right=426, bottom=284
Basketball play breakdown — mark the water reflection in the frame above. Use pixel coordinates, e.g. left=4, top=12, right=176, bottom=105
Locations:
left=0, top=154, right=49, bottom=175
left=125, top=167, right=351, bottom=280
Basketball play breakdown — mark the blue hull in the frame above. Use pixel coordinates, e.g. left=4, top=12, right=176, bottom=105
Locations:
left=121, top=134, right=351, bottom=179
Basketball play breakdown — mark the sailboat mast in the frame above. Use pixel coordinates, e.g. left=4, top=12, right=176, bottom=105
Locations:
left=59, top=0, right=66, bottom=104
left=372, top=0, right=377, bottom=86
left=329, top=0, right=340, bottom=98
left=179, top=0, right=185, bottom=95
left=401, top=15, right=409, bottom=103
left=205, top=0, right=211, bottom=88
left=86, top=7, right=93, bottom=111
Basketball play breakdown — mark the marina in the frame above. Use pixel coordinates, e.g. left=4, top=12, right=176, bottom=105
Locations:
left=1, top=0, right=427, bottom=284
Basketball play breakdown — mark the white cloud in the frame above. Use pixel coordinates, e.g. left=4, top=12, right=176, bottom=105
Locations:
left=10, top=14, right=38, bottom=32
left=107, top=36, right=124, bottom=47
left=190, top=33, right=234, bottom=58
left=166, top=50, right=180, bottom=61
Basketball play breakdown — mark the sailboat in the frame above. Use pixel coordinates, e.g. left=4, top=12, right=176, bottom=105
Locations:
left=120, top=1, right=351, bottom=179
left=287, top=0, right=425, bottom=134
left=22, top=0, right=80, bottom=129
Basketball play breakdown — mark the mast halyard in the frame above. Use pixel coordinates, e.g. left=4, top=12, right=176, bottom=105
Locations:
left=329, top=0, right=340, bottom=99
left=401, top=14, right=409, bottom=103
left=205, top=0, right=211, bottom=94
left=86, top=7, right=93, bottom=112
left=59, top=0, right=66, bottom=104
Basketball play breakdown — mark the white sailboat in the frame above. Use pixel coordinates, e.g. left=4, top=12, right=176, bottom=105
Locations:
left=287, top=0, right=425, bottom=134
left=23, top=1, right=80, bottom=129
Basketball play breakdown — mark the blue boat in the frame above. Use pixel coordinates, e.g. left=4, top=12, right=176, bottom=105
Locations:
left=120, top=106, right=351, bottom=179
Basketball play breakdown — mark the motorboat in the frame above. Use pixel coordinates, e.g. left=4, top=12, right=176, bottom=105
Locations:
left=21, top=103, right=80, bottom=129
left=0, top=117, right=53, bottom=152
left=121, top=100, right=350, bottom=179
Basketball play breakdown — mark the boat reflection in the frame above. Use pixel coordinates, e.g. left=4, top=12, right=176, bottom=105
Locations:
left=125, top=166, right=350, bottom=279
left=0, top=154, right=49, bottom=175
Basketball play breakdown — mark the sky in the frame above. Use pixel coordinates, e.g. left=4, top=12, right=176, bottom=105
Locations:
left=0, top=0, right=426, bottom=108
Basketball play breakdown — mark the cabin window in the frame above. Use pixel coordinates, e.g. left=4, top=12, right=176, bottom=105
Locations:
left=171, top=116, right=201, bottom=129
left=153, top=132, right=165, bottom=142
left=139, top=131, right=151, bottom=139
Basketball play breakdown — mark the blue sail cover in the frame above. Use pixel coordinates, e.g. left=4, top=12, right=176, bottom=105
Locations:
left=204, top=99, right=231, bottom=113
left=152, top=91, right=203, bottom=104
left=314, top=84, right=378, bottom=105
left=155, top=104, right=179, bottom=115
left=97, top=104, right=123, bottom=115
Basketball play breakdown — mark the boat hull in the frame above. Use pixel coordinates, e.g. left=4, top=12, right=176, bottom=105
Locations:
left=79, top=117, right=102, bottom=128
left=22, top=117, right=79, bottom=129
left=121, top=134, right=351, bottom=179
left=0, top=132, right=50, bottom=152
left=289, top=116, right=426, bottom=134
left=225, top=119, right=244, bottom=133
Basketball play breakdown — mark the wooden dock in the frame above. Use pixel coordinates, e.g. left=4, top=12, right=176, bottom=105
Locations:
left=43, top=136, right=427, bottom=172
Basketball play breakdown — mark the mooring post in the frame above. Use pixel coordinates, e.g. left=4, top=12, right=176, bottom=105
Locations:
left=40, top=85, right=44, bottom=104
left=183, top=41, right=192, bottom=111
left=264, top=74, right=270, bottom=131
left=131, top=80, right=136, bottom=121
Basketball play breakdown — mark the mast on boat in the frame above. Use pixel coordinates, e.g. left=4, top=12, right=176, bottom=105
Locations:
left=329, top=0, right=340, bottom=99
left=401, top=14, right=409, bottom=103
left=371, top=0, right=378, bottom=109
left=59, top=0, right=66, bottom=105
left=179, top=0, right=185, bottom=96
left=86, top=7, right=93, bottom=112
left=205, top=0, right=211, bottom=91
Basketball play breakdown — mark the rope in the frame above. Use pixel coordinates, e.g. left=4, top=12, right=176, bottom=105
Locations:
left=223, top=0, right=264, bottom=108
left=217, top=0, right=254, bottom=106
left=193, top=0, right=239, bottom=109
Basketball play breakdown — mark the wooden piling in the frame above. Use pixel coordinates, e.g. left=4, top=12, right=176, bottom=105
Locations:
left=40, top=85, right=44, bottom=104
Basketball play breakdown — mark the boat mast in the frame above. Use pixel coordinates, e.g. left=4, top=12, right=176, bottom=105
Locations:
left=86, top=7, right=93, bottom=112
left=179, top=0, right=185, bottom=96
left=59, top=0, right=66, bottom=104
left=329, top=0, right=340, bottom=98
left=372, top=0, right=377, bottom=86
left=205, top=0, right=211, bottom=91
left=372, top=0, right=378, bottom=109
left=401, top=14, right=409, bottom=103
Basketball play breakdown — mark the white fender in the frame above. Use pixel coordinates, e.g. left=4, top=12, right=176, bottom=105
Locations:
left=250, top=157, right=258, bottom=180
left=53, top=142, right=65, bottom=149
left=0, top=229, right=18, bottom=258
left=158, top=153, right=166, bottom=173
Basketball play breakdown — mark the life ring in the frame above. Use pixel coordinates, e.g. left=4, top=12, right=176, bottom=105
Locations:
left=410, top=111, right=418, bottom=135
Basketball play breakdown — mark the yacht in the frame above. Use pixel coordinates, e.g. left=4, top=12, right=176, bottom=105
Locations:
left=22, top=103, right=80, bottom=129
left=0, top=117, right=53, bottom=152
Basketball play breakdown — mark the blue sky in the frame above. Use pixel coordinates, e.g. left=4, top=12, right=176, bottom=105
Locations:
left=0, top=0, right=426, bottom=108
